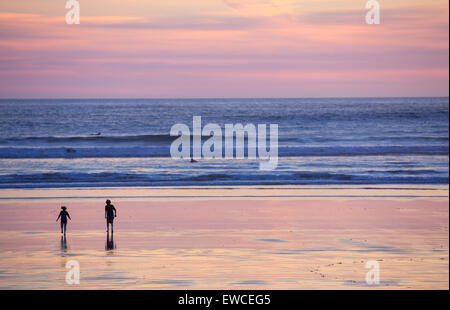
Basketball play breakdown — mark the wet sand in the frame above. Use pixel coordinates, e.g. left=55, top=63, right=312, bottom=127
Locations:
left=0, top=185, right=448, bottom=289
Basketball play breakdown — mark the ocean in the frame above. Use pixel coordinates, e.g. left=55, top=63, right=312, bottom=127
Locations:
left=0, top=97, right=448, bottom=188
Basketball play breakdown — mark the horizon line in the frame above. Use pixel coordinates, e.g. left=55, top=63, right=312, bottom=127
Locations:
left=0, top=96, right=449, bottom=100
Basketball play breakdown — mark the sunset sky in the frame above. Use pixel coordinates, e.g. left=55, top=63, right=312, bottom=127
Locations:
left=0, top=0, right=448, bottom=98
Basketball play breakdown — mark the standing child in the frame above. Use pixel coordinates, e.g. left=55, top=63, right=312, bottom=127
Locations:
left=56, top=206, right=71, bottom=234
left=105, top=200, right=117, bottom=233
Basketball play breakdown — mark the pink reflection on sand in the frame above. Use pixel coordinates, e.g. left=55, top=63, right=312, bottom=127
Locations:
left=0, top=187, right=448, bottom=289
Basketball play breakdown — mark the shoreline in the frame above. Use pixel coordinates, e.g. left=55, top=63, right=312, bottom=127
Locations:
left=0, top=184, right=448, bottom=201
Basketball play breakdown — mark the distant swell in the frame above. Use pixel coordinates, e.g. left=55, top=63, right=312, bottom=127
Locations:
left=0, top=171, right=447, bottom=188
left=0, top=134, right=448, bottom=145
left=0, top=134, right=177, bottom=144
left=0, top=145, right=447, bottom=159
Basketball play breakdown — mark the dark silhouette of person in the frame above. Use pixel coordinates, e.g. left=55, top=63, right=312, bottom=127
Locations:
left=56, top=206, right=71, bottom=234
left=105, top=199, right=117, bottom=233
left=106, top=231, right=115, bottom=251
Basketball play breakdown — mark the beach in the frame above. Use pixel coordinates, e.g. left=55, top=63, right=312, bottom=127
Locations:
left=1, top=0, right=448, bottom=297
left=0, top=98, right=448, bottom=290
left=0, top=185, right=448, bottom=289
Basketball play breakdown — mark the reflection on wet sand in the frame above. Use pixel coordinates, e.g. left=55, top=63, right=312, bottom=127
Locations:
left=0, top=191, right=448, bottom=289
left=60, top=235, right=67, bottom=253
left=106, top=232, right=116, bottom=251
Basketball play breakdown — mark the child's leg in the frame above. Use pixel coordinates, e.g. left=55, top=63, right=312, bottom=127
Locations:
left=111, top=222, right=114, bottom=232
left=60, top=221, right=64, bottom=233
left=63, top=222, right=67, bottom=234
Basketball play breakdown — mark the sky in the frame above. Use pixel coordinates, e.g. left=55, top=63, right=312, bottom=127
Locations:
left=0, top=0, right=448, bottom=98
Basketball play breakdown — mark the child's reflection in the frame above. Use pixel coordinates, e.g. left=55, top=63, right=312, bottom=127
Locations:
left=105, top=231, right=116, bottom=251
left=60, top=234, right=68, bottom=252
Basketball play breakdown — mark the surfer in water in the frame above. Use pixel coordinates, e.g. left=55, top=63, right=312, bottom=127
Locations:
left=105, top=199, right=117, bottom=233
left=56, top=206, right=71, bottom=234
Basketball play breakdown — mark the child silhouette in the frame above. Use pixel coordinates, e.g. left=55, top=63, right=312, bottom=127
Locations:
left=56, top=206, right=71, bottom=234
left=105, top=200, right=117, bottom=233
